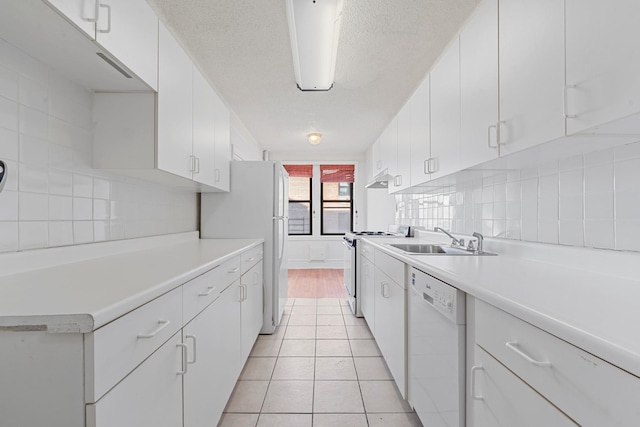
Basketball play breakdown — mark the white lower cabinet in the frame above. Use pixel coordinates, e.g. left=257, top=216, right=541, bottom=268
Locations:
left=1, top=243, right=263, bottom=427
left=183, top=281, right=242, bottom=427
left=472, top=300, right=640, bottom=427
left=472, top=345, right=577, bottom=427
left=362, top=246, right=407, bottom=398
left=241, top=260, right=264, bottom=361
left=86, top=332, right=184, bottom=427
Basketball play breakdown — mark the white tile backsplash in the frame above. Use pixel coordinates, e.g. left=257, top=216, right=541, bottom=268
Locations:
left=397, top=141, right=640, bottom=252
left=0, top=39, right=198, bottom=254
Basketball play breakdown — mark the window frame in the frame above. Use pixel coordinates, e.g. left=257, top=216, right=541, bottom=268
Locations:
left=287, top=175, right=313, bottom=236
left=320, top=181, right=354, bottom=235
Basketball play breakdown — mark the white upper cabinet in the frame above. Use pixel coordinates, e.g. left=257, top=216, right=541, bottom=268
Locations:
left=157, top=23, right=194, bottom=181
left=459, top=0, right=499, bottom=169
left=393, top=100, right=412, bottom=192
left=498, top=0, right=565, bottom=156
left=381, top=117, right=398, bottom=179
left=409, top=77, right=431, bottom=187
left=45, top=0, right=158, bottom=90
left=371, top=138, right=384, bottom=178
left=94, top=0, right=159, bottom=90
left=45, top=0, right=96, bottom=37
left=192, top=68, right=218, bottom=187
left=565, top=0, right=640, bottom=135
left=213, top=94, right=231, bottom=192
left=430, top=37, right=461, bottom=179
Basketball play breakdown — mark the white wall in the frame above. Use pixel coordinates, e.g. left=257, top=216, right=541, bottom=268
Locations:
left=0, top=39, right=198, bottom=253
left=270, top=151, right=366, bottom=269
left=393, top=141, right=640, bottom=252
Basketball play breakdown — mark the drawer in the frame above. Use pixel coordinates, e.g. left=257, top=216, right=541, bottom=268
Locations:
left=84, top=287, right=182, bottom=403
left=241, top=244, right=263, bottom=274
left=476, top=300, right=640, bottom=426
left=374, top=249, right=405, bottom=288
left=183, top=256, right=241, bottom=323
left=360, top=241, right=374, bottom=262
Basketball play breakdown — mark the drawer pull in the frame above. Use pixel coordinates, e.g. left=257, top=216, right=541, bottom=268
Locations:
left=471, top=365, right=484, bottom=400
left=245, top=257, right=256, bottom=262
left=185, top=335, right=197, bottom=365
left=176, top=343, right=188, bottom=375
left=137, top=320, right=170, bottom=339
left=198, top=286, right=217, bottom=297
left=506, top=341, right=551, bottom=367
left=228, top=267, right=240, bottom=274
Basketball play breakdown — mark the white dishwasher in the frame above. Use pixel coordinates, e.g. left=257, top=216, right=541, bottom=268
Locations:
left=408, top=266, right=466, bottom=427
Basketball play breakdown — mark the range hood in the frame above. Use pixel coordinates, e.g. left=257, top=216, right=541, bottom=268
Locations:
left=365, top=170, right=393, bottom=189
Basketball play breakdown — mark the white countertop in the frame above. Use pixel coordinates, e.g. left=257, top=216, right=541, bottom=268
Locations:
left=0, top=236, right=262, bottom=333
left=364, top=235, right=640, bottom=378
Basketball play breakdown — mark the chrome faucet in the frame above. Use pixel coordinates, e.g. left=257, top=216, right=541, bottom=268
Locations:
left=434, top=227, right=464, bottom=247
left=471, top=232, right=484, bottom=253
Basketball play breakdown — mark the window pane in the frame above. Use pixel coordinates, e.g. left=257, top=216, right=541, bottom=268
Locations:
left=322, top=182, right=351, bottom=201
left=289, top=177, right=311, bottom=201
left=322, top=202, right=351, bottom=234
left=289, top=202, right=311, bottom=234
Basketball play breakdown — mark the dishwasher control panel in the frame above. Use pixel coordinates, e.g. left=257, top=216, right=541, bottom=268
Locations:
left=410, top=267, right=465, bottom=324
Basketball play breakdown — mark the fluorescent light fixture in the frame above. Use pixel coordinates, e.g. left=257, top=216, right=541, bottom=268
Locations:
left=307, top=132, right=322, bottom=144
left=285, top=0, right=344, bottom=91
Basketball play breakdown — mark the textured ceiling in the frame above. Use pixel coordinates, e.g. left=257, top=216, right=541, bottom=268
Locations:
left=146, top=0, right=480, bottom=155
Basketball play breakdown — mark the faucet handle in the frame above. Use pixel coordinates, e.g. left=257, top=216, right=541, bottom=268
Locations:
left=466, top=240, right=476, bottom=251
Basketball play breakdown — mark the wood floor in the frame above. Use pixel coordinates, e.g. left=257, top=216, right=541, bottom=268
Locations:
left=287, top=269, right=347, bottom=298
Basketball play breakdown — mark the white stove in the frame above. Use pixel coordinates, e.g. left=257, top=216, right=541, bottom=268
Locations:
left=343, top=226, right=411, bottom=316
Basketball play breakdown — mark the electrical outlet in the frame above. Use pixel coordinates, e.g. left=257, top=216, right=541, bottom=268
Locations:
left=0, top=160, right=6, bottom=193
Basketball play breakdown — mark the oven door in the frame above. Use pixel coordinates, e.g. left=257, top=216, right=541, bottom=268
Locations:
left=342, top=239, right=356, bottom=314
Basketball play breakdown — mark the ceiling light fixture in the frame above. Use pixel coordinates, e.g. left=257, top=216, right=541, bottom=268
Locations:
left=285, top=0, right=344, bottom=91
left=307, top=132, right=322, bottom=145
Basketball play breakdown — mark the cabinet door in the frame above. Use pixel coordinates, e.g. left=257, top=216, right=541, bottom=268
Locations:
left=86, top=332, right=183, bottom=427
left=183, top=283, right=241, bottom=427
left=213, top=93, right=231, bottom=191
left=241, top=261, right=264, bottom=362
left=385, top=280, right=406, bottom=398
left=460, top=0, right=499, bottom=169
left=157, top=23, right=193, bottom=180
left=373, top=268, right=390, bottom=356
left=430, top=37, right=461, bottom=179
left=409, top=77, right=431, bottom=187
left=360, top=257, right=375, bottom=331
left=94, top=0, right=158, bottom=90
left=380, top=117, right=398, bottom=180
left=192, top=67, right=217, bottom=186
left=45, top=0, right=96, bottom=37
left=498, top=0, right=565, bottom=155
left=565, top=0, right=640, bottom=135
left=392, top=100, right=412, bottom=193
left=472, top=346, right=578, bottom=427
left=371, top=138, right=384, bottom=178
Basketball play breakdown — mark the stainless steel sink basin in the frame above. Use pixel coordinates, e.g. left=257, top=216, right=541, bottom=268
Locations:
left=388, top=243, right=495, bottom=256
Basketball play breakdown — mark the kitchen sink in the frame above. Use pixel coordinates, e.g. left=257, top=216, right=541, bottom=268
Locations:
left=388, top=243, right=495, bottom=256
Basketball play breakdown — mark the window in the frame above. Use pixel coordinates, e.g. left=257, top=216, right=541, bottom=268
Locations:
left=284, top=165, right=312, bottom=235
left=320, top=164, right=354, bottom=235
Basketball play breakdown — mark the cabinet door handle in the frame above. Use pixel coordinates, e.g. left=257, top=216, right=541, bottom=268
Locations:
left=376, top=160, right=382, bottom=170
left=563, top=85, right=578, bottom=119
left=426, top=157, right=437, bottom=174
left=506, top=341, right=551, bottom=367
left=394, top=175, right=402, bottom=186
left=137, top=320, right=170, bottom=339
left=487, top=124, right=498, bottom=149
left=194, top=157, right=200, bottom=174
left=97, top=3, right=111, bottom=34
left=176, top=343, right=188, bottom=375
left=198, top=285, right=217, bottom=297
left=245, top=257, right=255, bottom=262
left=228, top=267, right=240, bottom=274
left=254, top=271, right=259, bottom=285
left=185, top=335, right=197, bottom=365
left=215, top=169, right=221, bottom=182
left=471, top=365, right=484, bottom=400
left=381, top=282, right=389, bottom=298
left=87, top=0, right=99, bottom=22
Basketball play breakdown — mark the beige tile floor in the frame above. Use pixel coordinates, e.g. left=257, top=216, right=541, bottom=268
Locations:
left=218, top=298, right=424, bottom=427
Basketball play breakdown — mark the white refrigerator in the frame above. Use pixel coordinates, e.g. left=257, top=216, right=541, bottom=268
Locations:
left=200, top=161, right=289, bottom=334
